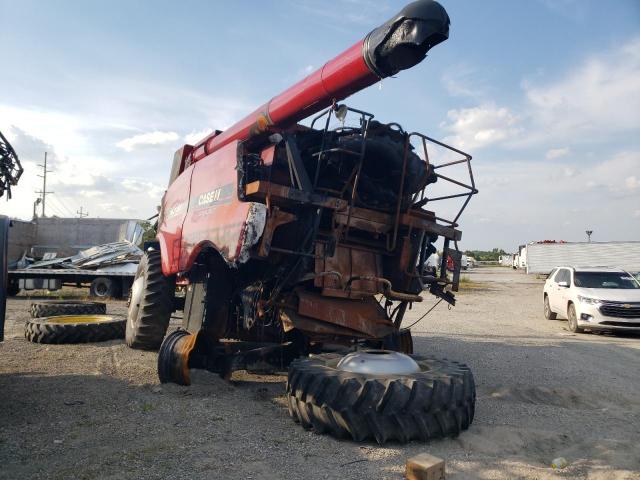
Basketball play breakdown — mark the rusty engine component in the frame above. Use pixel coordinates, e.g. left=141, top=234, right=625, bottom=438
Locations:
left=0, top=130, right=23, bottom=200
left=126, top=0, right=478, bottom=383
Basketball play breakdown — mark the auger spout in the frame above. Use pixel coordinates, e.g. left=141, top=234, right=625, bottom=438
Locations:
left=188, top=0, right=449, bottom=164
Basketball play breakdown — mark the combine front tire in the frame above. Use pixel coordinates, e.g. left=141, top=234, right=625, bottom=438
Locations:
left=126, top=250, right=175, bottom=350
left=286, top=351, right=475, bottom=444
left=157, top=330, right=196, bottom=385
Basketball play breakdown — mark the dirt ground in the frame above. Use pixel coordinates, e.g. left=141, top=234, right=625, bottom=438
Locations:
left=1, top=267, right=639, bottom=479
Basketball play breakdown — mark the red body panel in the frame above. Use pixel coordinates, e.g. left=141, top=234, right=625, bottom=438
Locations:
left=160, top=140, right=263, bottom=275
left=190, top=39, right=378, bottom=163
left=157, top=166, right=193, bottom=275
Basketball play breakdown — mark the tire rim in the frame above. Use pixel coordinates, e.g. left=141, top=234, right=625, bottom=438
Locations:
left=336, top=350, right=421, bottom=375
left=128, top=276, right=144, bottom=329
left=95, top=283, right=109, bottom=297
left=569, top=307, right=576, bottom=330
left=544, top=298, right=550, bottom=317
left=45, top=315, right=118, bottom=324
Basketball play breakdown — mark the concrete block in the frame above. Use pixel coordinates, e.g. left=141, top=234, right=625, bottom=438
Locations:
left=406, top=453, right=445, bottom=480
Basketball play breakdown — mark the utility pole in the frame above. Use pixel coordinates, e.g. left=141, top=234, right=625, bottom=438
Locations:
left=35, top=152, right=53, bottom=217
left=586, top=230, right=593, bottom=242
left=76, top=206, right=89, bottom=218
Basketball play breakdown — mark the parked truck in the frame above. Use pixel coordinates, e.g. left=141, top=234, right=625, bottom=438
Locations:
left=7, top=218, right=144, bottom=298
left=126, top=0, right=478, bottom=443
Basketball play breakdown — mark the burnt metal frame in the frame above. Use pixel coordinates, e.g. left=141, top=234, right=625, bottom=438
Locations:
left=0, top=130, right=23, bottom=200
left=310, top=104, right=374, bottom=240
left=310, top=104, right=478, bottom=302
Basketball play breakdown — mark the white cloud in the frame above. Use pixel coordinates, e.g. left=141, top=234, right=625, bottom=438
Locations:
left=626, top=176, right=640, bottom=190
left=546, top=147, right=570, bottom=159
left=184, top=128, right=213, bottom=145
left=441, top=105, right=521, bottom=150
left=116, top=131, right=179, bottom=152
left=462, top=149, right=640, bottom=249
left=520, top=37, right=640, bottom=144
left=441, top=64, right=486, bottom=99
left=121, top=179, right=165, bottom=199
left=440, top=37, right=640, bottom=153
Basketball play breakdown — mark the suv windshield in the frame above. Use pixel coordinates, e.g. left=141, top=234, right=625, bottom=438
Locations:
left=574, top=272, right=640, bottom=289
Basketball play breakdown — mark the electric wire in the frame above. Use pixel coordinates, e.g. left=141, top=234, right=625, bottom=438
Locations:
left=403, top=298, right=443, bottom=330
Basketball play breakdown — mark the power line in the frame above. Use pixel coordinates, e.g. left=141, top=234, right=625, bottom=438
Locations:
left=35, top=151, right=53, bottom=217
left=47, top=195, right=68, bottom=217
left=76, top=206, right=89, bottom=218
left=54, top=195, right=75, bottom=217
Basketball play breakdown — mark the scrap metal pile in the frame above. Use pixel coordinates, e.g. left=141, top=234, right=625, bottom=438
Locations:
left=24, top=242, right=142, bottom=273
left=0, top=130, right=23, bottom=200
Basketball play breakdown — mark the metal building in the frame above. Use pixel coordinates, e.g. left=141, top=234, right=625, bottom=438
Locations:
left=525, top=241, right=640, bottom=274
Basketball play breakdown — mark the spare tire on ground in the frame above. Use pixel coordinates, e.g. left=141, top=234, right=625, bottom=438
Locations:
left=30, top=301, right=107, bottom=318
left=286, top=351, right=475, bottom=444
left=24, top=315, right=125, bottom=344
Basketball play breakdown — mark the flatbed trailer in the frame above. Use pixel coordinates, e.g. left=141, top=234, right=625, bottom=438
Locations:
left=8, top=267, right=134, bottom=299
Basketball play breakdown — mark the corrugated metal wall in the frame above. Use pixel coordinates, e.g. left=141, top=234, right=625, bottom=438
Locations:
left=526, top=242, right=640, bottom=274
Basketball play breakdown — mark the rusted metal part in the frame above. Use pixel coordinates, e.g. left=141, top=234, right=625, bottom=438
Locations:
left=245, top=180, right=347, bottom=210
left=315, top=244, right=382, bottom=299
left=258, top=207, right=296, bottom=257
left=296, top=290, right=395, bottom=339
left=345, top=276, right=423, bottom=303
left=335, top=205, right=461, bottom=241
left=189, top=340, right=300, bottom=379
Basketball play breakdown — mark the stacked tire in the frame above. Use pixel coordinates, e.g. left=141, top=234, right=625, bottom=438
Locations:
left=25, top=300, right=125, bottom=344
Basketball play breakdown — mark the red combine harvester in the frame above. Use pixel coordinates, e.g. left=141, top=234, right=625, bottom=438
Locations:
left=127, top=0, right=478, bottom=443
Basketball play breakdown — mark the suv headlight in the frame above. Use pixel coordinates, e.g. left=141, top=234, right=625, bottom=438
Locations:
left=578, top=295, right=602, bottom=305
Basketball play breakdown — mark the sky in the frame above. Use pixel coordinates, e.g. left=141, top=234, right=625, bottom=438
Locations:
left=1, top=0, right=639, bottom=251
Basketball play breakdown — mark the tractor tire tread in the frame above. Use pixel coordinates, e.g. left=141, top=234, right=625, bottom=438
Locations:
left=286, top=354, right=475, bottom=444
left=30, top=302, right=107, bottom=318
left=126, top=250, right=175, bottom=350
left=24, top=317, right=125, bottom=344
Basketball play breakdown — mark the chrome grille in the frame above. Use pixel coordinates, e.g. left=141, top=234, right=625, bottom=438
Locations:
left=599, top=301, right=640, bottom=319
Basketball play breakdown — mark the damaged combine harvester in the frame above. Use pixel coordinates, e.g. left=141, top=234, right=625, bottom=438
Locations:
left=126, top=0, right=478, bottom=443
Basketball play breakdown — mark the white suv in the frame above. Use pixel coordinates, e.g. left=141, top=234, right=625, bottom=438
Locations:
left=543, top=266, right=640, bottom=333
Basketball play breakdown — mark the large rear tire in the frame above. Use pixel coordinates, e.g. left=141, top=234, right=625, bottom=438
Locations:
left=287, top=352, right=475, bottom=444
left=126, top=250, right=175, bottom=350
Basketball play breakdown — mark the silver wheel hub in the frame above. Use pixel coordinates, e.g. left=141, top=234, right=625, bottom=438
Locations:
left=128, top=277, right=144, bottom=327
left=336, top=350, right=420, bottom=375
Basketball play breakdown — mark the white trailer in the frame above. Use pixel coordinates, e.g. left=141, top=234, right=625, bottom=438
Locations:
left=525, top=241, right=640, bottom=275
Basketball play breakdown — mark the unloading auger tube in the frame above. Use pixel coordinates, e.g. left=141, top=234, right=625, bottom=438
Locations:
left=185, top=0, right=450, bottom=165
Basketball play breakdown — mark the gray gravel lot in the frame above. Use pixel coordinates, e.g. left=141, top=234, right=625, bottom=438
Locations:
left=1, top=267, right=638, bottom=479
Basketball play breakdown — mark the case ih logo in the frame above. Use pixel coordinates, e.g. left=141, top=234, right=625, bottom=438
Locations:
left=193, top=183, right=234, bottom=209
left=165, top=202, right=185, bottom=219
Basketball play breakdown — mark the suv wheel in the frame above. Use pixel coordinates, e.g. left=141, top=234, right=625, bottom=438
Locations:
left=544, top=295, right=557, bottom=320
left=567, top=303, right=584, bottom=333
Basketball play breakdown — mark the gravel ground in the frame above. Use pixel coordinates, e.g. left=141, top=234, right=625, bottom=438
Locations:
left=1, top=267, right=639, bottom=479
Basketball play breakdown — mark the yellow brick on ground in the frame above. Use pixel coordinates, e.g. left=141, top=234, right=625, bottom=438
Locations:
left=405, top=453, right=445, bottom=480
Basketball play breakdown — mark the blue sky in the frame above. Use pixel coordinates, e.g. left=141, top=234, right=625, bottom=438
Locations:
left=1, top=0, right=639, bottom=250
